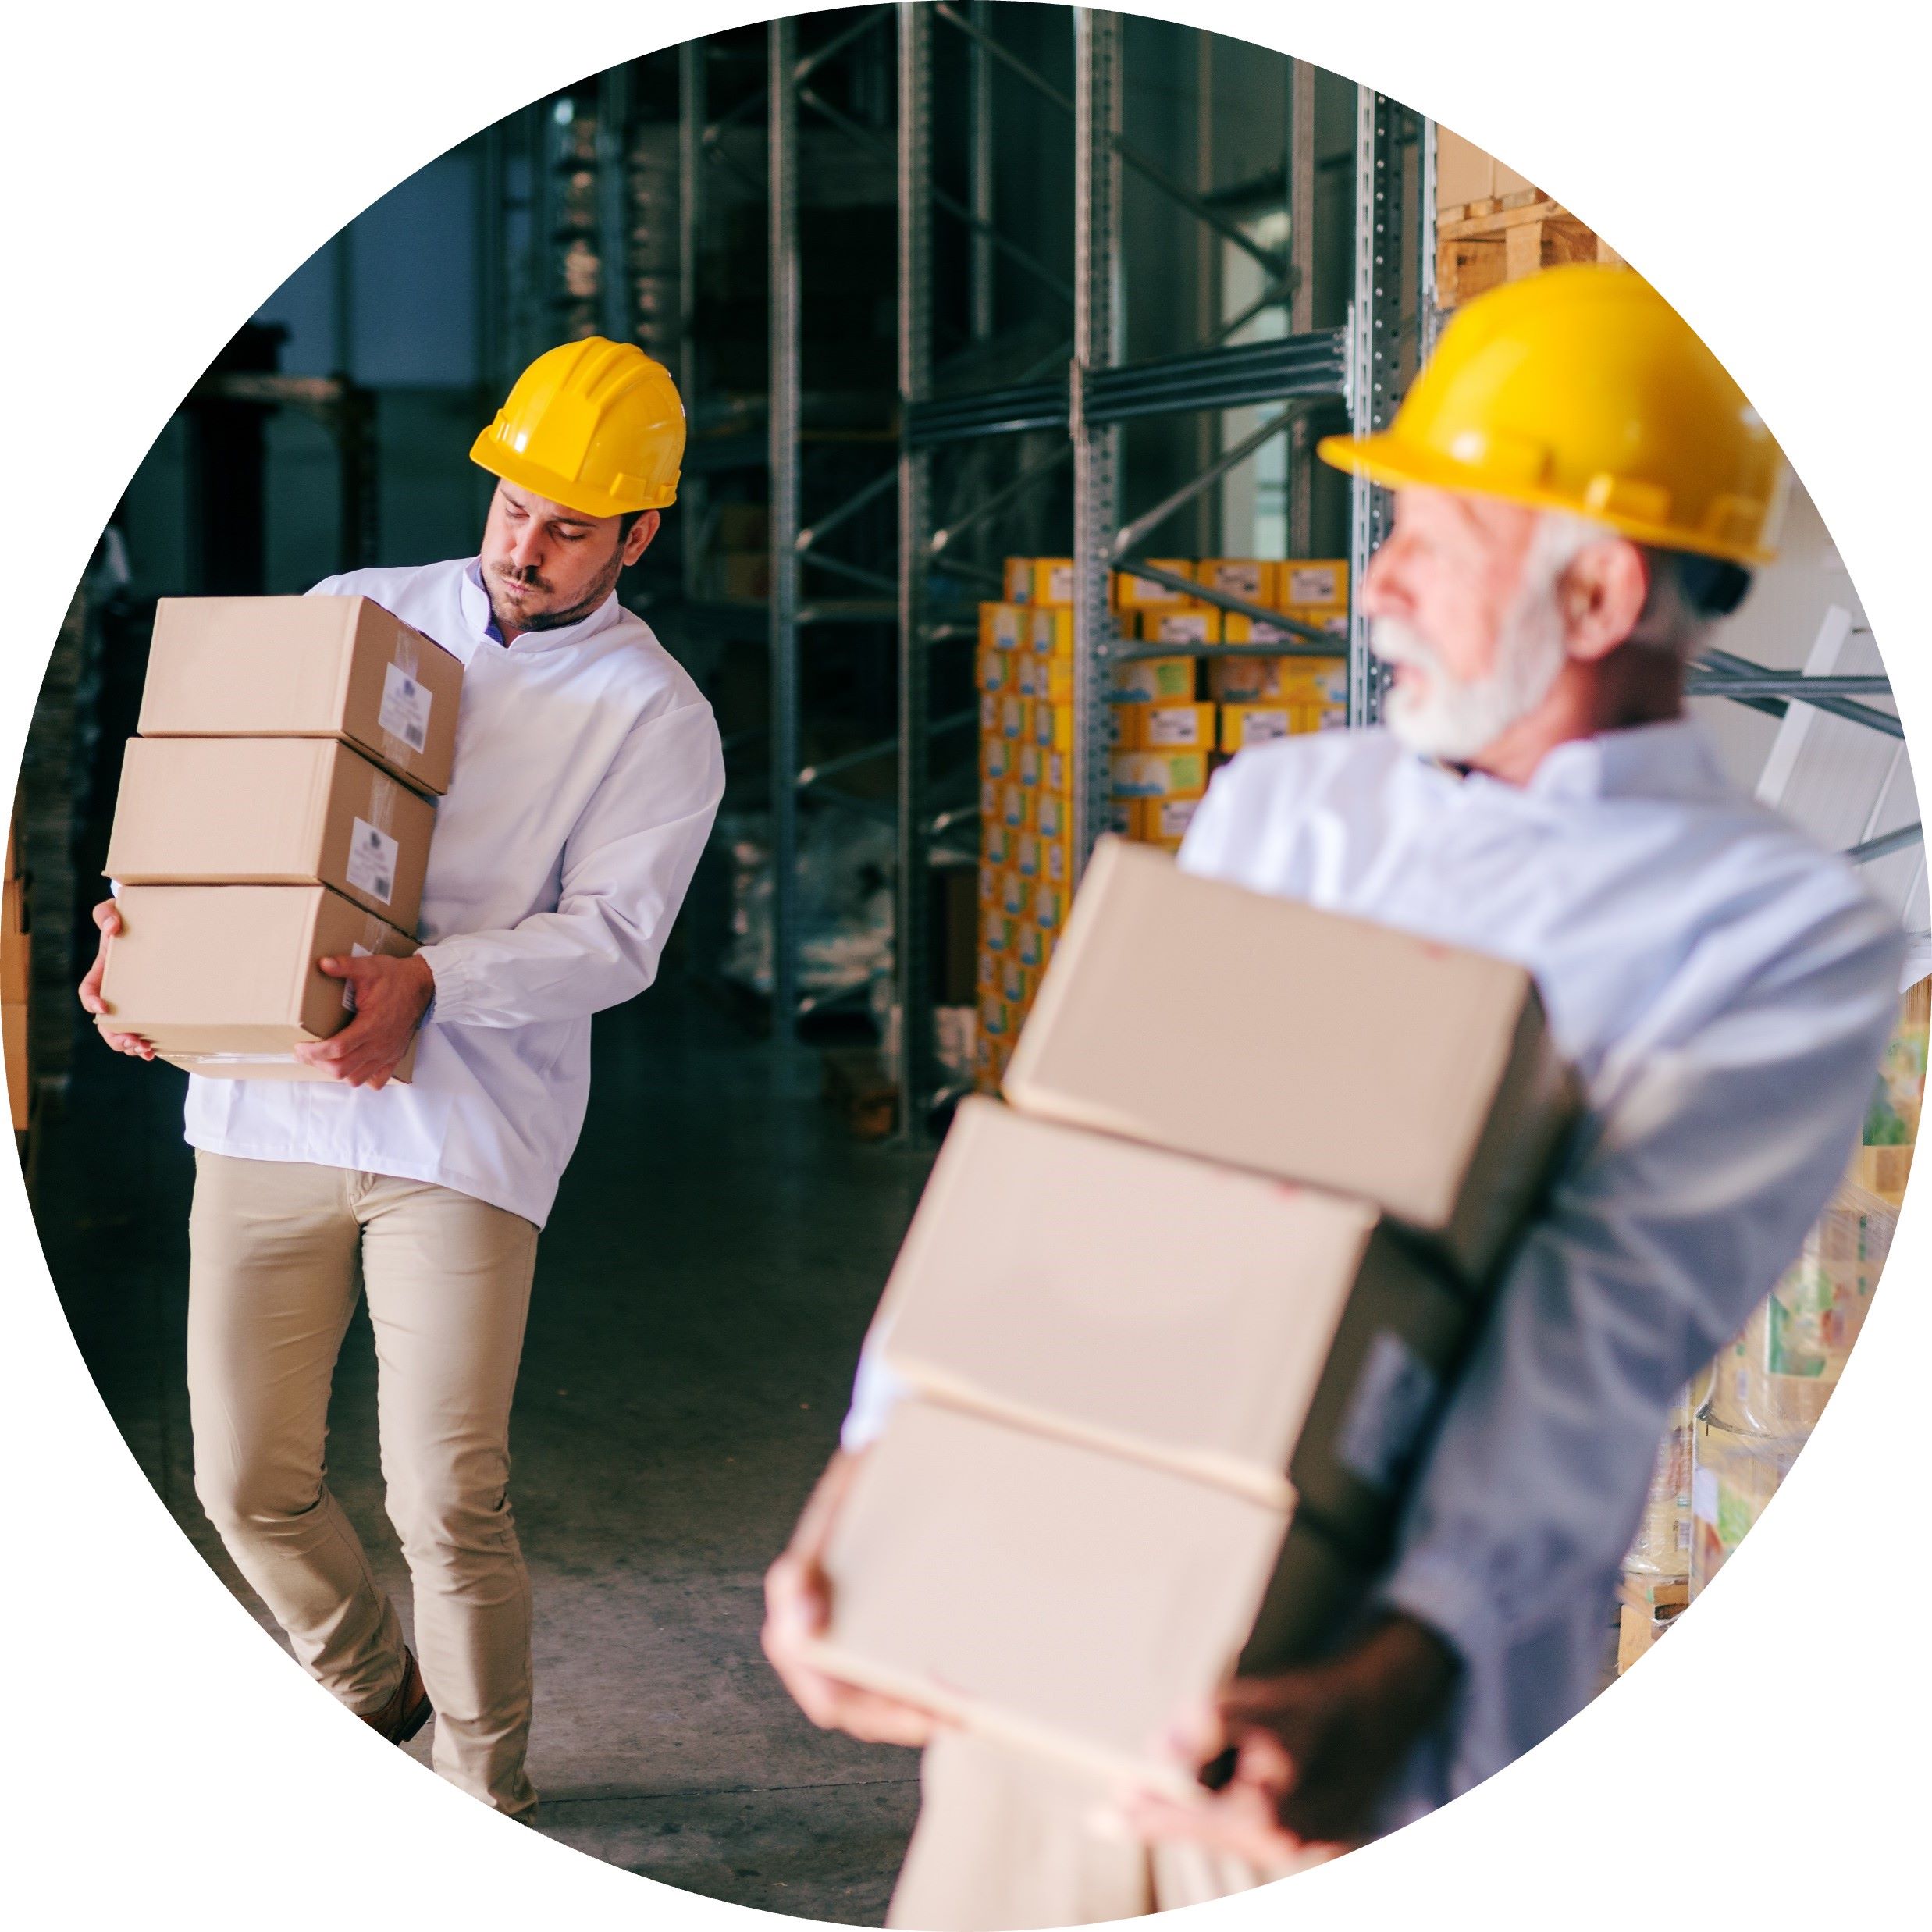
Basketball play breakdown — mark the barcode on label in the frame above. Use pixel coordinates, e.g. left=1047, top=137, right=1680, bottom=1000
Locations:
left=346, top=817, right=400, bottom=906
left=379, top=661, right=432, bottom=753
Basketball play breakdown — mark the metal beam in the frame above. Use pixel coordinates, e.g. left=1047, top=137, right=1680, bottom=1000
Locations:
left=1685, top=674, right=1895, bottom=699
left=931, top=2, right=1287, bottom=281
left=930, top=446, right=1072, bottom=555
left=802, top=550, right=899, bottom=596
left=1696, top=646, right=1902, bottom=739
left=796, top=465, right=897, bottom=553
left=768, top=20, right=802, bottom=1041
left=1072, top=7, right=1123, bottom=884
left=678, top=41, right=707, bottom=604
left=1845, top=822, right=1923, bottom=866
left=895, top=0, right=938, bottom=1141
left=1347, top=89, right=1403, bottom=726
left=1111, top=405, right=1305, bottom=556
left=798, top=709, right=976, bottom=790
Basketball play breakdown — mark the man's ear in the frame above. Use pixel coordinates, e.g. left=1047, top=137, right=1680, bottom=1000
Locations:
left=622, top=511, right=661, bottom=567
left=1560, top=538, right=1650, bottom=664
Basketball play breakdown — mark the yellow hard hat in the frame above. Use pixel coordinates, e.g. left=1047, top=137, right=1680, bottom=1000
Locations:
left=1318, top=265, right=1784, bottom=565
left=471, top=337, right=685, bottom=518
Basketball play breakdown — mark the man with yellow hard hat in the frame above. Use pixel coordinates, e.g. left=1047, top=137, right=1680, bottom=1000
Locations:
left=80, top=339, right=724, bottom=1821
left=763, top=265, right=1903, bottom=1920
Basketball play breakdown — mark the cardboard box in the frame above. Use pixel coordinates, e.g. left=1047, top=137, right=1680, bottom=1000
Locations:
left=97, top=884, right=421, bottom=1081
left=1139, top=607, right=1220, bottom=646
left=1135, top=796, right=1201, bottom=847
left=1209, top=652, right=1348, bottom=705
left=981, top=602, right=1026, bottom=652
left=1112, top=656, right=1197, bottom=703
left=813, top=1397, right=1304, bottom=1791
left=1029, top=607, right=1074, bottom=658
left=141, top=597, right=464, bottom=796
left=1276, top=561, right=1349, bottom=610
left=1003, top=838, right=1578, bottom=1281
left=876, top=1099, right=1468, bottom=1538
left=105, top=738, right=437, bottom=933
left=3, top=1002, right=27, bottom=1133
left=1120, top=702, right=1215, bottom=752
left=1111, top=562, right=1192, bottom=610
left=1021, top=656, right=1075, bottom=703
left=1005, top=558, right=1075, bottom=605
left=1110, top=750, right=1208, bottom=799
left=1195, top=560, right=1273, bottom=604
left=1220, top=703, right=1325, bottom=752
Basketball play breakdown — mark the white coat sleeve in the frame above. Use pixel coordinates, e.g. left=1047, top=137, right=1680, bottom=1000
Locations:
left=1376, top=883, right=1903, bottom=1774
left=414, top=699, right=724, bottom=1027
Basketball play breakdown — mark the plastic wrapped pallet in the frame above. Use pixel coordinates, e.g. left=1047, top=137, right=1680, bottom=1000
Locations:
left=1689, top=1412, right=1802, bottom=1597
left=1623, top=1381, right=1696, bottom=1582
left=1707, top=1180, right=1895, bottom=1437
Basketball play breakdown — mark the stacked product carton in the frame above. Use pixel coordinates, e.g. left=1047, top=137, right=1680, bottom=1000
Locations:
left=974, top=554, right=1351, bottom=1093
left=810, top=838, right=1578, bottom=1792
left=94, top=596, right=462, bottom=1083
left=1688, top=1171, right=1898, bottom=1599
left=4, top=791, right=28, bottom=1139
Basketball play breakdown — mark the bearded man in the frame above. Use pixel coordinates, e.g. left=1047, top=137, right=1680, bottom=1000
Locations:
left=763, top=266, right=1904, bottom=1924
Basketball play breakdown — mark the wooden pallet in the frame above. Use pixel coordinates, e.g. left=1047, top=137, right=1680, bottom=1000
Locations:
left=1437, top=193, right=1624, bottom=308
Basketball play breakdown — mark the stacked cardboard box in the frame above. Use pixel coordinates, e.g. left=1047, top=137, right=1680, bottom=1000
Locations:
left=4, top=791, right=28, bottom=1141
left=94, top=597, right=462, bottom=1082
left=812, top=838, right=1577, bottom=1791
left=974, top=555, right=1352, bottom=1091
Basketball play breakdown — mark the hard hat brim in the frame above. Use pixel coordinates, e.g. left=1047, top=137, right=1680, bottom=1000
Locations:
left=1315, top=429, right=1774, bottom=568
left=470, top=429, right=678, bottom=519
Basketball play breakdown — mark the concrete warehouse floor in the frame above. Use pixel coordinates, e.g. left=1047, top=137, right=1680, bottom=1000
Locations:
left=31, top=966, right=936, bottom=1922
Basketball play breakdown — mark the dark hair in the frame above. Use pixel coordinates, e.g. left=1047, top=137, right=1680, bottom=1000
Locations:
left=617, top=508, right=648, bottom=543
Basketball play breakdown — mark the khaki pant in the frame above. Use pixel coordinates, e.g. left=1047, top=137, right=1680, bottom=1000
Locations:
left=888, top=1731, right=1271, bottom=1931
left=187, top=1151, right=540, bottom=1819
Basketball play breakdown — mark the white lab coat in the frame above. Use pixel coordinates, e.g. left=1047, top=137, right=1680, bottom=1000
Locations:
left=845, top=718, right=1902, bottom=1822
left=180, top=557, right=724, bottom=1227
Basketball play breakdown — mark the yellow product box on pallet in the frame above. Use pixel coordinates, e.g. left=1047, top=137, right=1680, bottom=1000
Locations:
left=1119, top=702, right=1216, bottom=752
left=1194, top=559, right=1272, bottom=604
left=1111, top=560, right=1193, bottom=610
left=1208, top=653, right=1348, bottom=706
left=978, top=649, right=1010, bottom=695
left=1135, top=796, right=1203, bottom=847
left=982, top=820, right=1014, bottom=870
left=1035, top=791, right=1071, bottom=841
left=1016, top=831, right=1043, bottom=881
left=1111, top=749, right=1209, bottom=799
left=1138, top=607, right=1221, bottom=646
left=1030, top=606, right=1075, bottom=658
left=1112, top=656, right=1197, bottom=703
left=998, top=694, right=1026, bottom=741
left=978, top=861, right=1001, bottom=910
left=1222, top=609, right=1349, bottom=646
left=1044, top=835, right=1075, bottom=890
left=981, top=601, right=1026, bottom=651
left=982, top=911, right=1019, bottom=956
left=1000, top=870, right=1030, bottom=919
left=1220, top=703, right=1299, bottom=752
left=1005, top=557, right=1076, bottom=606
left=1043, top=749, right=1074, bottom=798
left=977, top=948, right=999, bottom=997
left=1033, top=882, right=1069, bottom=934
left=1000, top=956, right=1037, bottom=1010
left=1017, top=744, right=1044, bottom=791
left=1016, top=921, right=1051, bottom=971
left=1103, top=798, right=1135, bottom=838
left=980, top=991, right=1014, bottom=1041
left=1000, top=784, right=1029, bottom=832
left=1019, top=656, right=1075, bottom=702
left=1277, top=560, right=1349, bottom=610
left=980, top=776, right=1000, bottom=826
left=981, top=735, right=1014, bottom=781
left=1030, top=702, right=1074, bottom=752
left=980, top=692, right=999, bottom=735
left=1019, top=827, right=1074, bottom=888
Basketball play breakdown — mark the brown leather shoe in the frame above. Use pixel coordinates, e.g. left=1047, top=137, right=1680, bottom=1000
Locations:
left=358, top=1649, right=433, bottom=1745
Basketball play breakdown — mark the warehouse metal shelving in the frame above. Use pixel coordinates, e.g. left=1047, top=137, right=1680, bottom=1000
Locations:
left=475, top=11, right=1910, bottom=1124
